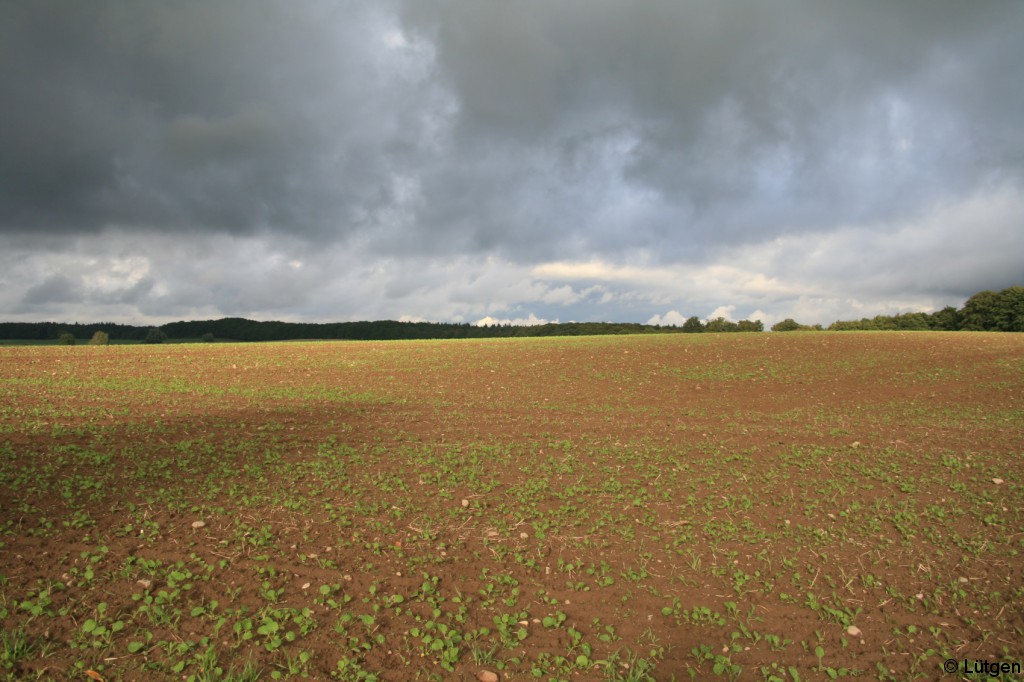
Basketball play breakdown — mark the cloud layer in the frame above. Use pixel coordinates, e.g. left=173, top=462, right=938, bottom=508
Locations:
left=2, top=1, right=1021, bottom=326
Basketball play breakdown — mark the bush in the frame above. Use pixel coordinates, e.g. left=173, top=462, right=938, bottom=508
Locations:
left=144, top=327, right=168, bottom=344
left=58, top=332, right=76, bottom=345
left=88, top=331, right=110, bottom=345
left=202, top=333, right=216, bottom=343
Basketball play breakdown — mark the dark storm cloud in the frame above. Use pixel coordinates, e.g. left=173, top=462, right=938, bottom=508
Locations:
left=0, top=1, right=1021, bottom=325
left=399, top=0, right=1024, bottom=259
left=21, top=275, right=81, bottom=305
left=0, top=0, right=441, bottom=239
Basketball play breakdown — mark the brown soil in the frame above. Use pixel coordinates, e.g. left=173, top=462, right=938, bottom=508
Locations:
left=0, top=332, right=1022, bottom=681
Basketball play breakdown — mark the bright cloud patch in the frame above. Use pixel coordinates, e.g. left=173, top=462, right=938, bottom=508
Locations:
left=475, top=313, right=551, bottom=327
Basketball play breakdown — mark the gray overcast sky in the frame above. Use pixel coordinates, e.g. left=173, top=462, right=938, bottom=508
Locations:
left=1, top=0, right=1022, bottom=327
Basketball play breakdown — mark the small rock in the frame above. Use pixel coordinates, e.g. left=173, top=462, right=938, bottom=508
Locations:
left=958, top=576, right=969, bottom=584
left=992, top=478, right=1004, bottom=485
left=462, top=499, right=470, bottom=508
left=520, top=532, right=529, bottom=539
left=851, top=441, right=861, bottom=448
left=477, top=671, right=499, bottom=682
left=191, top=520, right=206, bottom=529
left=846, top=625, right=862, bottom=637
left=301, top=583, right=311, bottom=590
left=136, top=579, right=152, bottom=589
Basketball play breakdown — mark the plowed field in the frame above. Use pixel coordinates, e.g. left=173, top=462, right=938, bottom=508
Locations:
left=1, top=332, right=1022, bottom=681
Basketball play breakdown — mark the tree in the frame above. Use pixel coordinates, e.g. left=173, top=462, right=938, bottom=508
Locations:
left=892, top=312, right=930, bottom=330
left=58, top=332, right=76, bottom=345
left=959, top=290, right=999, bottom=330
left=928, top=306, right=962, bottom=331
left=870, top=314, right=899, bottom=330
left=681, top=316, right=704, bottom=333
left=144, top=327, right=168, bottom=344
left=960, top=287, right=1024, bottom=331
left=705, top=317, right=739, bottom=333
left=202, top=333, right=216, bottom=343
left=991, top=286, right=1024, bottom=331
left=737, top=319, right=764, bottom=332
left=771, top=318, right=801, bottom=332
left=88, top=331, right=110, bottom=345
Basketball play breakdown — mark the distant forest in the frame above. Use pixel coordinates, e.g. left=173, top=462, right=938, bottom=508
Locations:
left=0, top=286, right=1019, bottom=342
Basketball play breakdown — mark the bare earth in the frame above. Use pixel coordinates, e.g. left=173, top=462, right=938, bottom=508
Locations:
left=0, top=332, right=1021, bottom=681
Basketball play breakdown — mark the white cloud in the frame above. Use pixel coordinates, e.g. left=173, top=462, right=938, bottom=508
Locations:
left=531, top=260, right=672, bottom=284
left=707, top=305, right=737, bottom=321
left=720, top=182, right=1024, bottom=313
left=646, top=311, right=689, bottom=326
left=475, top=313, right=551, bottom=327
